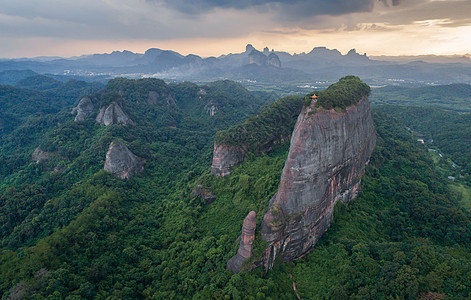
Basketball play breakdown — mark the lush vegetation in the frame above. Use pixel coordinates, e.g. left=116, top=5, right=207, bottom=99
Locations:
left=0, top=76, right=470, bottom=299
left=377, top=105, right=471, bottom=179
left=370, top=83, right=471, bottom=112
left=214, top=95, right=303, bottom=152
left=304, top=75, right=370, bottom=110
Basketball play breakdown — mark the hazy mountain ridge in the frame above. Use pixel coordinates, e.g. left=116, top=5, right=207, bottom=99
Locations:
left=2, top=44, right=471, bottom=85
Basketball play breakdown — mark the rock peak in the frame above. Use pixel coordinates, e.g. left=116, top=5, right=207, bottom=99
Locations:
left=260, top=93, right=376, bottom=271
left=245, top=44, right=255, bottom=53
left=227, top=211, right=257, bottom=273
left=71, top=96, right=94, bottom=121
left=104, top=140, right=143, bottom=179
left=96, top=102, right=134, bottom=126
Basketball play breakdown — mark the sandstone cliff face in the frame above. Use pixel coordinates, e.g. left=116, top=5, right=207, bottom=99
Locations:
left=96, top=102, right=134, bottom=126
left=104, top=141, right=143, bottom=179
left=227, top=211, right=257, bottom=273
left=211, top=144, right=246, bottom=177
left=71, top=96, right=94, bottom=121
left=260, top=97, right=376, bottom=270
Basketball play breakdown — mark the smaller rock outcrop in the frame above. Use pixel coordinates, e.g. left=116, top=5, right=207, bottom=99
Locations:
left=211, top=144, right=246, bottom=177
left=227, top=211, right=257, bottom=273
left=248, top=49, right=281, bottom=68
left=71, top=96, right=94, bottom=121
left=104, top=141, right=143, bottom=179
left=191, top=184, right=216, bottom=205
left=96, top=102, right=134, bottom=126
left=147, top=91, right=176, bottom=106
left=32, top=147, right=54, bottom=163
left=204, top=103, right=217, bottom=116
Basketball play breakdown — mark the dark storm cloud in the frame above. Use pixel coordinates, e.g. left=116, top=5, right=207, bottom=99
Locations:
left=155, top=0, right=378, bottom=17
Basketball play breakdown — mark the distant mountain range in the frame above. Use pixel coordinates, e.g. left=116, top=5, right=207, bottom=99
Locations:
left=1, top=44, right=471, bottom=86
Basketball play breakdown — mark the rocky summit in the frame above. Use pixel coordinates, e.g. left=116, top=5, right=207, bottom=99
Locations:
left=71, top=96, right=94, bottom=121
left=260, top=96, right=376, bottom=271
left=104, top=140, right=143, bottom=179
left=227, top=211, right=257, bottom=273
left=96, top=102, right=135, bottom=126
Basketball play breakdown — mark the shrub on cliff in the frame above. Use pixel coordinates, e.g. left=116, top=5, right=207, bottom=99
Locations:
left=304, top=76, right=370, bottom=111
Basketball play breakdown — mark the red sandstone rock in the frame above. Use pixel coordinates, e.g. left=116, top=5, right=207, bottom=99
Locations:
left=227, top=211, right=257, bottom=273
left=260, top=97, right=376, bottom=271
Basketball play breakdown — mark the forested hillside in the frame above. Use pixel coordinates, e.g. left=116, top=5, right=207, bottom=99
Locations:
left=376, top=105, right=471, bottom=178
left=1, top=78, right=470, bottom=299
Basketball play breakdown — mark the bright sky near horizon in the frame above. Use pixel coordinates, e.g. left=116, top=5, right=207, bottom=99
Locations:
left=1, top=0, right=470, bottom=58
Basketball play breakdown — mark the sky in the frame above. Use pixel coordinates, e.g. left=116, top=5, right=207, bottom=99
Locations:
left=1, top=0, right=470, bottom=58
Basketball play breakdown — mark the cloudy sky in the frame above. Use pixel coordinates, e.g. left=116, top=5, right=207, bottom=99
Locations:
left=1, top=0, right=470, bottom=58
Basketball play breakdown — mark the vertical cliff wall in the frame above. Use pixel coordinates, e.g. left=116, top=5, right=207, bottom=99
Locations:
left=260, top=96, right=376, bottom=271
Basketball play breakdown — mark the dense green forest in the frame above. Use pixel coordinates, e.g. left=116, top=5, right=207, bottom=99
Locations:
left=214, top=95, right=303, bottom=151
left=1, top=76, right=470, bottom=299
left=377, top=105, right=471, bottom=177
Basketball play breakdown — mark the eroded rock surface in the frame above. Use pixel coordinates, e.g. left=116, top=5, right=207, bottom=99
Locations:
left=191, top=184, right=216, bottom=205
left=71, top=96, right=94, bottom=121
left=211, top=144, right=246, bottom=177
left=96, top=102, right=134, bottom=126
left=104, top=141, right=143, bottom=179
left=260, top=97, right=376, bottom=271
left=227, top=211, right=257, bottom=273
left=147, top=90, right=176, bottom=106
left=204, top=103, right=217, bottom=116
left=32, top=147, right=54, bottom=163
